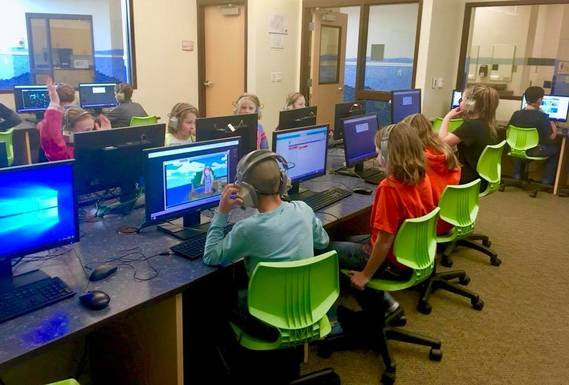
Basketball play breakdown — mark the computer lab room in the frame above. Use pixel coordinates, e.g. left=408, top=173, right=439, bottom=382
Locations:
left=1, top=0, right=569, bottom=384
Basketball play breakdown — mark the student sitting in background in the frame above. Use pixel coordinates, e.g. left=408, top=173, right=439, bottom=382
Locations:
left=403, top=113, right=460, bottom=234
left=203, top=150, right=329, bottom=338
left=438, top=84, right=499, bottom=189
left=165, top=103, right=199, bottom=146
left=0, top=103, right=21, bottom=131
left=106, top=83, right=147, bottom=128
left=330, top=122, right=435, bottom=316
left=39, top=78, right=110, bottom=161
left=284, top=91, right=306, bottom=110
left=508, top=86, right=559, bottom=185
left=233, top=93, right=268, bottom=149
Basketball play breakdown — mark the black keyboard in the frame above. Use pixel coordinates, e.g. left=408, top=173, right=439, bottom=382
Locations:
left=363, top=172, right=384, bottom=185
left=302, top=188, right=352, bottom=212
left=171, top=224, right=234, bottom=260
left=0, top=277, right=75, bottom=324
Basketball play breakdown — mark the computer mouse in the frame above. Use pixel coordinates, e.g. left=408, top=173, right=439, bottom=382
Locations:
left=88, top=263, right=118, bottom=282
left=79, top=290, right=111, bottom=310
left=353, top=187, right=373, bottom=195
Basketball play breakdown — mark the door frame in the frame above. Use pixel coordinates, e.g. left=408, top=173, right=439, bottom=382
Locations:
left=300, top=0, right=422, bottom=103
left=197, top=0, right=248, bottom=116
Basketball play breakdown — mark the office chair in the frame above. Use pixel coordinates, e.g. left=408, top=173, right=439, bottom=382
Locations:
left=129, top=115, right=159, bottom=126
left=431, top=117, right=464, bottom=133
left=46, top=380, right=80, bottom=385
left=501, top=125, right=549, bottom=198
left=321, top=209, right=443, bottom=385
left=0, top=128, right=15, bottom=166
left=437, top=179, right=499, bottom=268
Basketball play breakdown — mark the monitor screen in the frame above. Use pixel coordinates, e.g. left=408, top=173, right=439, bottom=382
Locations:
left=521, top=94, right=569, bottom=122
left=13, top=85, right=50, bottom=113
left=144, top=137, right=241, bottom=224
left=278, top=106, right=317, bottom=130
left=0, top=161, right=78, bottom=259
left=451, top=90, right=462, bottom=109
left=74, top=124, right=166, bottom=195
left=272, top=125, right=329, bottom=183
left=79, top=83, right=118, bottom=109
left=334, top=102, right=365, bottom=140
left=196, top=113, right=257, bottom=157
left=342, top=113, right=378, bottom=167
left=391, top=89, right=421, bottom=124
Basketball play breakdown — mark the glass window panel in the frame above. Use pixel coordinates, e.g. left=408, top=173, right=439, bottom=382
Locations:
left=319, top=25, right=341, bottom=84
left=340, top=6, right=360, bottom=101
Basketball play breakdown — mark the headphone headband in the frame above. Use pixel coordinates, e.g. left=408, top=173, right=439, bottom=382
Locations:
left=380, top=124, right=395, bottom=163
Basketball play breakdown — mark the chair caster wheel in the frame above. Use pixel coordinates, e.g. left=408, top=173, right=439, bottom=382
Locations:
left=459, top=275, right=471, bottom=286
left=429, top=348, right=443, bottom=361
left=483, top=239, right=492, bottom=247
left=529, top=190, right=538, bottom=198
left=499, top=185, right=505, bottom=192
left=418, top=301, right=432, bottom=315
left=472, top=297, right=484, bottom=311
left=491, top=257, right=502, bottom=267
left=441, top=257, right=453, bottom=268
left=381, top=366, right=396, bottom=385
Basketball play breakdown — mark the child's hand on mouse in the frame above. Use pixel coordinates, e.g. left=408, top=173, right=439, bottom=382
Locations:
left=218, top=183, right=244, bottom=214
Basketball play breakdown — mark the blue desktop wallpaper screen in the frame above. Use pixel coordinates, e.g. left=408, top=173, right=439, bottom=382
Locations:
left=0, top=164, right=77, bottom=259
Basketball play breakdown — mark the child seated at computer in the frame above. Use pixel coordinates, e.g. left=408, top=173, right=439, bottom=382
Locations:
left=39, top=78, right=111, bottom=161
left=233, top=94, right=268, bottom=149
left=284, top=92, right=306, bottom=110
left=403, top=113, right=460, bottom=234
left=508, top=86, right=559, bottom=185
left=0, top=103, right=21, bottom=132
left=203, top=150, right=329, bottom=338
left=330, top=122, right=435, bottom=315
left=106, top=83, right=148, bottom=128
left=438, top=84, right=499, bottom=189
left=165, top=102, right=199, bottom=146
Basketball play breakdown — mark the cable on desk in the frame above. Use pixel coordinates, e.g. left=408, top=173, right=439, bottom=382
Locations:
left=100, top=246, right=162, bottom=282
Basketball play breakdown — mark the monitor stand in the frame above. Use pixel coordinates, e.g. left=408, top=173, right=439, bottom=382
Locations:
left=157, top=211, right=211, bottom=241
left=0, top=257, right=50, bottom=293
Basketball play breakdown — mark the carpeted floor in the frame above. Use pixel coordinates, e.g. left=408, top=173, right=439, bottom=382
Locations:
left=302, top=189, right=569, bottom=385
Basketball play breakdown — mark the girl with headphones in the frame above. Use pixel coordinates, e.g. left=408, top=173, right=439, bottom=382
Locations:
left=284, top=91, right=306, bottom=110
left=165, top=102, right=199, bottom=146
left=438, top=85, right=499, bottom=186
left=233, top=93, right=268, bottom=149
left=38, top=77, right=111, bottom=161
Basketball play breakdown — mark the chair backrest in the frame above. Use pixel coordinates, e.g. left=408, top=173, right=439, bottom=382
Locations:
left=506, top=125, right=539, bottom=156
left=438, top=179, right=481, bottom=238
left=432, top=117, right=464, bottom=133
left=393, top=207, right=439, bottom=275
left=248, top=251, right=339, bottom=346
left=477, top=140, right=506, bottom=197
left=0, top=128, right=15, bottom=165
left=129, top=115, right=158, bottom=126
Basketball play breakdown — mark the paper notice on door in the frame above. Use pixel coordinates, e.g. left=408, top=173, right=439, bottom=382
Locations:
left=270, top=34, right=285, bottom=49
left=269, top=14, right=288, bottom=35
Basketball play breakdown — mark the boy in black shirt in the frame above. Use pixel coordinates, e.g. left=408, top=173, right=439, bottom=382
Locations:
left=508, top=86, right=559, bottom=185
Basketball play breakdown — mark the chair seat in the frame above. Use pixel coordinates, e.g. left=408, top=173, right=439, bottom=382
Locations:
left=506, top=151, right=548, bottom=161
left=230, top=315, right=332, bottom=351
left=340, top=267, right=433, bottom=292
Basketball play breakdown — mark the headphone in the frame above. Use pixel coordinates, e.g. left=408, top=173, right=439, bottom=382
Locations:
left=233, top=94, right=263, bottom=119
left=380, top=124, right=395, bottom=164
left=235, top=150, right=291, bottom=208
left=461, top=90, right=477, bottom=113
left=168, top=103, right=197, bottom=130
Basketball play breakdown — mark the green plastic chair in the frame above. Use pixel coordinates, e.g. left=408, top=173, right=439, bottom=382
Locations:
left=0, top=128, right=15, bottom=166
left=432, top=117, right=464, bottom=133
left=46, top=380, right=80, bottom=385
left=129, top=115, right=158, bottom=126
left=503, top=125, right=549, bottom=197
left=437, top=179, right=500, bottom=267
left=229, top=251, right=339, bottom=351
left=477, top=140, right=506, bottom=197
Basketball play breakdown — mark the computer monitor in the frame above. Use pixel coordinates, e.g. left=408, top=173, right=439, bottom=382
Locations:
left=13, top=85, right=50, bottom=113
left=79, top=83, right=118, bottom=109
left=74, top=123, right=166, bottom=197
left=143, top=137, right=241, bottom=239
left=391, top=89, right=421, bottom=124
left=0, top=142, right=7, bottom=168
left=196, top=113, right=257, bottom=157
left=521, top=94, right=569, bottom=122
left=272, top=124, right=329, bottom=197
left=334, top=102, right=365, bottom=140
left=0, top=160, right=78, bottom=290
left=451, top=89, right=462, bottom=109
left=278, top=106, right=317, bottom=130
left=342, top=113, right=379, bottom=170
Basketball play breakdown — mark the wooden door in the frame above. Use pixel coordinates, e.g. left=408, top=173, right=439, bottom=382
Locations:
left=201, top=4, right=246, bottom=117
left=310, top=10, right=348, bottom=126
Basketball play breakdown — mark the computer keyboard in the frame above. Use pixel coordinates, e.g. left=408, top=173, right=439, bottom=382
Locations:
left=171, top=224, right=234, bottom=260
left=362, top=171, right=385, bottom=185
left=0, top=277, right=75, bottom=324
left=301, top=188, right=353, bottom=212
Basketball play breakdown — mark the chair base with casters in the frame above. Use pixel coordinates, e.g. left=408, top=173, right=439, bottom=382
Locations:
left=417, top=264, right=484, bottom=315
left=318, top=290, right=442, bottom=385
left=440, top=238, right=501, bottom=267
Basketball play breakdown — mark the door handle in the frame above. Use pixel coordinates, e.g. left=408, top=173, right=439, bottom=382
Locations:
left=204, top=80, right=214, bottom=87
left=337, top=87, right=343, bottom=91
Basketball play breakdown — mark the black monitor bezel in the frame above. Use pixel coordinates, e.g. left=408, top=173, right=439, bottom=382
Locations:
left=78, top=82, right=118, bottom=109
left=13, top=85, right=50, bottom=113
left=271, top=124, right=330, bottom=184
left=278, top=106, right=318, bottom=130
left=142, top=136, right=242, bottom=227
left=390, top=88, right=422, bottom=124
left=0, top=160, right=79, bottom=260
left=333, top=101, right=366, bottom=140
left=195, top=113, right=257, bottom=157
left=341, top=112, right=379, bottom=168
